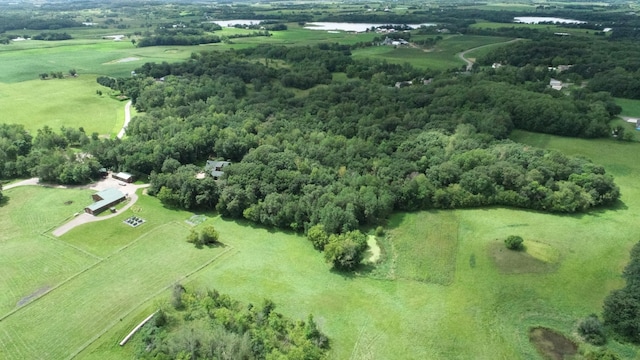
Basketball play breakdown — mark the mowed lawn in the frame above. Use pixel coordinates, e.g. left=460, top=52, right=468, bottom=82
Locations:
left=0, top=190, right=228, bottom=360
left=615, top=97, right=640, bottom=118
left=0, top=76, right=125, bottom=136
left=0, top=186, right=98, bottom=317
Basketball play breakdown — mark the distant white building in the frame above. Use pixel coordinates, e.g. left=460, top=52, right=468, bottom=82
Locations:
left=549, top=78, right=563, bottom=90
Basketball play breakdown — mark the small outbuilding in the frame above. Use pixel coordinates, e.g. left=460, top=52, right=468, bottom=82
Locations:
left=113, top=172, right=134, bottom=183
left=85, top=188, right=126, bottom=215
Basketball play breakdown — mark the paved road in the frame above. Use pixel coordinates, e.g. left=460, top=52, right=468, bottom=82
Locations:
left=117, top=100, right=132, bottom=139
left=457, top=38, right=523, bottom=71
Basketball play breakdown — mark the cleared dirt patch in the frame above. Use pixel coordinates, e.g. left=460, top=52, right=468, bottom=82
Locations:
left=489, top=240, right=559, bottom=274
left=529, top=327, right=577, bottom=360
left=17, top=286, right=51, bottom=307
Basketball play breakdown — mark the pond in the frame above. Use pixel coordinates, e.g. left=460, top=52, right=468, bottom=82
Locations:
left=304, top=22, right=436, bottom=32
left=514, top=16, right=585, bottom=24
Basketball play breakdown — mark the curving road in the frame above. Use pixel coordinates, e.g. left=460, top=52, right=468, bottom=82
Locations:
left=117, top=100, right=132, bottom=139
left=457, top=38, right=523, bottom=71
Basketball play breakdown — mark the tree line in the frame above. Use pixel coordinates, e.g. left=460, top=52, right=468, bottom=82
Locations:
left=0, top=123, right=101, bottom=185
left=477, top=36, right=640, bottom=99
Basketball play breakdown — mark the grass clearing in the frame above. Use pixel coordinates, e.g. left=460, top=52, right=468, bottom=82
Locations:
left=388, top=211, right=459, bottom=285
left=0, top=216, right=227, bottom=359
left=352, top=35, right=513, bottom=70
left=615, top=97, right=640, bottom=117
left=0, top=40, right=202, bottom=83
left=364, top=235, right=381, bottom=263
left=0, top=76, right=124, bottom=135
left=0, top=186, right=97, bottom=317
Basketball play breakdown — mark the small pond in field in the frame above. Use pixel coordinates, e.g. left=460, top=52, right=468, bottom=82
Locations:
left=514, top=16, right=586, bottom=24
left=304, top=22, right=436, bottom=32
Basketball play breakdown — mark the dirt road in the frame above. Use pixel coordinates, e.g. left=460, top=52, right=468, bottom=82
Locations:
left=117, top=100, right=132, bottom=139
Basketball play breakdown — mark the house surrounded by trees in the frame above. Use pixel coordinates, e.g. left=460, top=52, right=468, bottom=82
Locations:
left=205, top=160, right=231, bottom=180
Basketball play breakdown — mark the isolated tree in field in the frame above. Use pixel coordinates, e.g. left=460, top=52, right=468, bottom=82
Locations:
left=186, top=229, right=203, bottom=247
left=69, top=69, right=77, bottom=77
left=200, top=225, right=219, bottom=245
left=39, top=73, right=49, bottom=80
left=505, top=235, right=524, bottom=251
left=186, top=225, right=219, bottom=248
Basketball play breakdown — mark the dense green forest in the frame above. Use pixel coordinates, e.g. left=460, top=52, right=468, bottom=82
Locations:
left=137, top=287, right=329, bottom=359
left=83, top=45, right=620, bottom=237
left=478, top=38, right=640, bottom=98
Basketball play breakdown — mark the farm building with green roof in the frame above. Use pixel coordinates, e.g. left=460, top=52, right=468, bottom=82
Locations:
left=84, top=188, right=126, bottom=215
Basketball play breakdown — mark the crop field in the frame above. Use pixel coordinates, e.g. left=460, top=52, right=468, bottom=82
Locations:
left=0, top=76, right=125, bottom=136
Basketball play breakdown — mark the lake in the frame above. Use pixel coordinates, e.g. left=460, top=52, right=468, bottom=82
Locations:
left=304, top=22, right=436, bottom=32
left=211, top=20, right=263, bottom=27
left=514, top=17, right=586, bottom=24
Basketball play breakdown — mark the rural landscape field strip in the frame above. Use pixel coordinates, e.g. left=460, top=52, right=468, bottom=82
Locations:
left=0, top=222, right=225, bottom=359
left=2, top=2, right=640, bottom=358
left=0, top=187, right=98, bottom=317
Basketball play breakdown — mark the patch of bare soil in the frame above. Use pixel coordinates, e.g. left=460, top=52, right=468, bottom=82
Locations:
left=17, top=286, right=51, bottom=307
left=488, top=242, right=557, bottom=274
left=529, top=327, right=577, bottom=360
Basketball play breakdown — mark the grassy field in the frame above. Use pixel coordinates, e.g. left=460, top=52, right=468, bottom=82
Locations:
left=3, top=131, right=640, bottom=359
left=615, top=97, right=640, bottom=117
left=0, top=40, right=202, bottom=83
left=0, top=186, right=97, bottom=317
left=352, top=35, right=512, bottom=70
left=0, top=190, right=228, bottom=359
left=0, top=76, right=125, bottom=136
